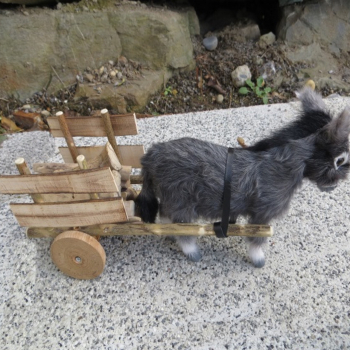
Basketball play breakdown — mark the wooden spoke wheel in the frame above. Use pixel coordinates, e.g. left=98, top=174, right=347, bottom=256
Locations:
left=50, top=230, right=106, bottom=280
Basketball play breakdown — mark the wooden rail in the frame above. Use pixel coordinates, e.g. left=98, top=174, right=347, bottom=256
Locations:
left=27, top=223, right=273, bottom=238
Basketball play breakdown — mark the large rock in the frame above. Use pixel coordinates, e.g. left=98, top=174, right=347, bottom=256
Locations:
left=0, top=4, right=197, bottom=101
left=283, top=42, right=350, bottom=92
left=278, top=0, right=350, bottom=52
left=108, top=7, right=196, bottom=70
left=74, top=70, right=171, bottom=113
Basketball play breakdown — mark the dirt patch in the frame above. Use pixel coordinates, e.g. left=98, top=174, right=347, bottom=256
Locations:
left=141, top=30, right=347, bottom=116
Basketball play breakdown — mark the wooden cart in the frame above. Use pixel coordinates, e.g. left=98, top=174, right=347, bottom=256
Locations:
left=0, top=110, right=273, bottom=279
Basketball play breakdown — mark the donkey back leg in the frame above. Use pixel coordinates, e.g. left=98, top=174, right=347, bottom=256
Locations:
left=246, top=236, right=267, bottom=268
left=246, top=215, right=269, bottom=268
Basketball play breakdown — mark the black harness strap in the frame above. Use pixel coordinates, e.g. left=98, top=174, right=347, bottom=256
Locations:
left=213, top=147, right=234, bottom=238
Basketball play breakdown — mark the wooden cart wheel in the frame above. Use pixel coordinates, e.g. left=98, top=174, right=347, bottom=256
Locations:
left=50, top=230, right=106, bottom=280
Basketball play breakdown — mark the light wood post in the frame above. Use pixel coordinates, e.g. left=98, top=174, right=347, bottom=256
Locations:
left=57, top=111, right=79, bottom=163
left=76, top=155, right=99, bottom=200
left=15, top=158, right=44, bottom=203
left=101, top=109, right=123, bottom=163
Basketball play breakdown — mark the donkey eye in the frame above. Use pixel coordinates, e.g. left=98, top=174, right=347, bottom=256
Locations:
left=336, top=157, right=345, bottom=167
left=334, top=152, right=349, bottom=169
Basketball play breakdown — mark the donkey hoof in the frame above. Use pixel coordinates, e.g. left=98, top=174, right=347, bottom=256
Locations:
left=187, top=250, right=202, bottom=262
left=252, top=258, right=265, bottom=268
left=249, top=246, right=265, bottom=268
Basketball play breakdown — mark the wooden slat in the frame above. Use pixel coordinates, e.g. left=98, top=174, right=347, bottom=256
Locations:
left=39, top=192, right=118, bottom=203
left=27, top=223, right=273, bottom=238
left=59, top=145, right=144, bottom=168
left=0, top=167, right=119, bottom=194
left=47, top=114, right=138, bottom=137
left=11, top=198, right=127, bottom=227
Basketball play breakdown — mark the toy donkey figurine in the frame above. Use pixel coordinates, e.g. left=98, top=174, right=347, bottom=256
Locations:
left=136, top=88, right=350, bottom=267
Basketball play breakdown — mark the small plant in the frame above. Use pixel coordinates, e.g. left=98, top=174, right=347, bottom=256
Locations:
left=163, top=86, right=178, bottom=97
left=238, top=76, right=272, bottom=104
left=164, top=86, right=173, bottom=96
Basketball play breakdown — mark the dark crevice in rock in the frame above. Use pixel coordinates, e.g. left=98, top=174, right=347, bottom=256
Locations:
left=141, top=0, right=281, bottom=35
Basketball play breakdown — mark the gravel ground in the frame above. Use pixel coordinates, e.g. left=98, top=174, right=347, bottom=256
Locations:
left=1, top=96, right=350, bottom=349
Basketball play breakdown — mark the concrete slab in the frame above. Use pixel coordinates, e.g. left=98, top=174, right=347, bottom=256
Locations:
left=1, top=95, right=350, bottom=349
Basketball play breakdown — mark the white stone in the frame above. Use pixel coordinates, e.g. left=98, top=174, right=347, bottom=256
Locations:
left=259, top=32, right=276, bottom=48
left=216, top=94, right=224, bottom=103
left=231, top=65, right=252, bottom=88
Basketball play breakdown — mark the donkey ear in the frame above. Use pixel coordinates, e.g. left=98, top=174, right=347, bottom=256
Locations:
left=328, top=107, right=350, bottom=140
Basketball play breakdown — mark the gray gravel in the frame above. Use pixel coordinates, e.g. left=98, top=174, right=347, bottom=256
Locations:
left=1, top=96, right=350, bottom=350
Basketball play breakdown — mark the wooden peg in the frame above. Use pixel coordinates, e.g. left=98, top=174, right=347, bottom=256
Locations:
left=57, top=111, right=79, bottom=163
left=15, top=158, right=44, bottom=203
left=76, top=155, right=99, bottom=200
left=101, top=109, right=123, bottom=163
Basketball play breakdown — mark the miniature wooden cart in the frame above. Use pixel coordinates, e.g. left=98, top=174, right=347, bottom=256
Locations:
left=0, top=109, right=273, bottom=279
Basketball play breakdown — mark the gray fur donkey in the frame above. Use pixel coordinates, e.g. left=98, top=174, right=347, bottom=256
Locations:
left=135, top=88, right=350, bottom=267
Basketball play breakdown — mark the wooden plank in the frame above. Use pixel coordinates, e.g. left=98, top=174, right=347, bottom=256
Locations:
left=40, top=193, right=91, bottom=202
left=59, top=145, right=144, bottom=168
left=27, top=223, right=273, bottom=238
left=47, top=114, right=138, bottom=137
left=0, top=167, right=119, bottom=194
left=11, top=198, right=127, bottom=227
left=39, top=192, right=118, bottom=203
left=123, top=200, right=135, bottom=218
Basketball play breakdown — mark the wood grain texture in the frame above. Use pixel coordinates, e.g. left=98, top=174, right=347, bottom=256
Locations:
left=50, top=230, right=106, bottom=279
left=15, top=158, right=44, bottom=203
left=48, top=114, right=138, bottom=137
left=11, top=198, right=128, bottom=227
left=57, top=112, right=79, bottom=162
left=27, top=223, right=273, bottom=238
left=59, top=145, right=144, bottom=168
left=0, top=167, right=119, bottom=194
left=101, top=109, right=123, bottom=162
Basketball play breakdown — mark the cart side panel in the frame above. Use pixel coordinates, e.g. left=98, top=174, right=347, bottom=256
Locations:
left=10, top=198, right=128, bottom=227
left=0, top=167, right=119, bottom=194
left=48, top=114, right=138, bottom=137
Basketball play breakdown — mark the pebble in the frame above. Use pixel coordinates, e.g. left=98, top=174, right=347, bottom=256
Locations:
left=110, top=71, right=117, bottom=78
left=117, top=72, right=123, bottom=80
left=119, top=56, right=128, bottom=66
left=22, top=104, right=31, bottom=110
left=85, top=73, right=94, bottom=82
left=259, top=61, right=276, bottom=80
left=304, top=79, right=315, bottom=90
left=99, top=66, right=105, bottom=75
left=40, top=110, right=51, bottom=117
left=101, top=74, right=108, bottom=83
left=259, top=32, right=276, bottom=49
left=203, top=36, right=218, bottom=51
left=109, top=60, right=114, bottom=66
left=216, top=94, right=224, bottom=103
left=231, top=65, right=252, bottom=88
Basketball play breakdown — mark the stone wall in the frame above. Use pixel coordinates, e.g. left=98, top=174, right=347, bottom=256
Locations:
left=278, top=0, right=350, bottom=54
left=0, top=3, right=198, bottom=100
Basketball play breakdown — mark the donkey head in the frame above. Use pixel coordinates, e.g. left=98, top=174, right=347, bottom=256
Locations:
left=304, top=107, right=350, bottom=190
